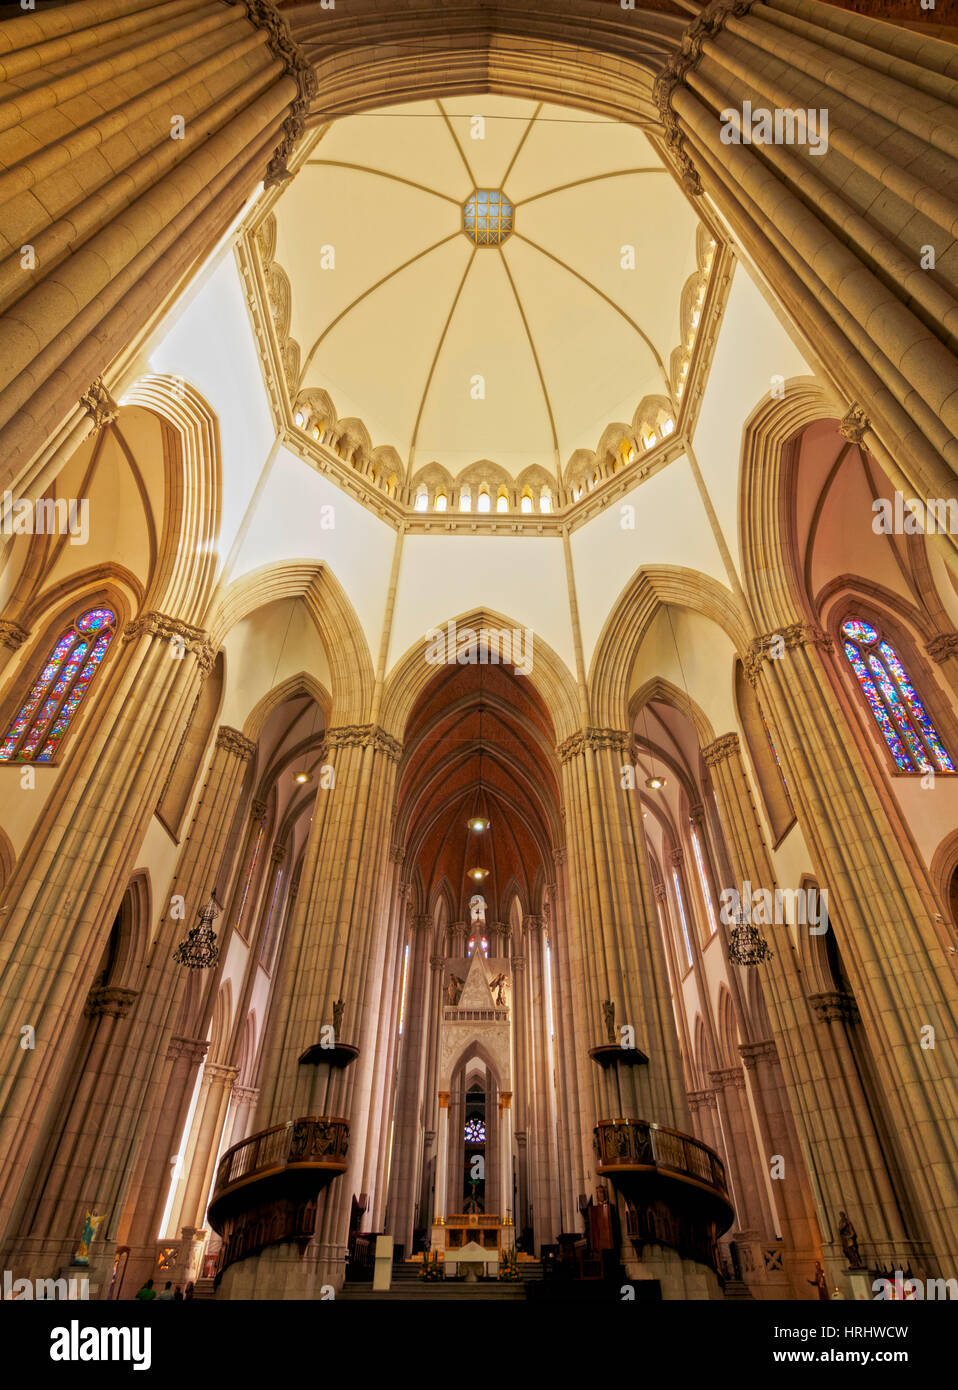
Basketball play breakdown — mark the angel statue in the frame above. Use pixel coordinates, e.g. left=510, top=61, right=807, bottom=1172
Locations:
left=489, top=972, right=508, bottom=1007
left=74, top=1208, right=107, bottom=1266
left=446, top=974, right=465, bottom=1007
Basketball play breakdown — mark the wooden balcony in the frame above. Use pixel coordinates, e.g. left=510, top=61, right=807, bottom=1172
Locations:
left=207, top=1116, right=349, bottom=1278
left=594, top=1118, right=734, bottom=1273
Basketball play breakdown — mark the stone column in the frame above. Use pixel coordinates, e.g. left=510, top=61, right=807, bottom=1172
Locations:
left=226, top=1084, right=260, bottom=1150
left=0, top=611, right=217, bottom=1256
left=216, top=724, right=401, bottom=1296
left=432, top=1092, right=450, bottom=1240
left=740, top=1038, right=822, bottom=1297
left=525, top=914, right=559, bottom=1248
left=388, top=912, right=433, bottom=1254
left=653, top=0, right=958, bottom=564
left=0, top=0, right=317, bottom=485
left=708, top=1064, right=773, bottom=1237
left=747, top=622, right=958, bottom=1271
left=499, top=1090, right=514, bottom=1250
left=169, top=1061, right=239, bottom=1236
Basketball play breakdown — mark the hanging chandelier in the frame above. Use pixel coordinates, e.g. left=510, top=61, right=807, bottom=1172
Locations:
left=727, top=909, right=773, bottom=967
left=173, top=889, right=222, bottom=970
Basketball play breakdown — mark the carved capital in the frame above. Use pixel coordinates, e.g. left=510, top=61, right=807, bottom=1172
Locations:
left=709, top=1065, right=746, bottom=1091
left=232, top=1085, right=259, bottom=1107
left=80, top=377, right=119, bottom=431
left=413, top=914, right=434, bottom=932
left=326, top=723, right=402, bottom=762
left=215, top=725, right=257, bottom=762
left=122, top=611, right=216, bottom=674
left=808, top=990, right=860, bottom=1024
left=927, top=633, right=958, bottom=665
left=552, top=847, right=567, bottom=868
left=0, top=618, right=29, bottom=649
left=702, top=732, right=740, bottom=767
left=739, top=1038, right=778, bottom=1070
left=226, top=1, right=317, bottom=186
left=429, top=954, right=445, bottom=971
left=523, top=914, right=542, bottom=933
left=558, top=727, right=630, bottom=762
left=203, top=1061, right=239, bottom=1088
left=270, top=842, right=287, bottom=866
left=499, top=1091, right=513, bottom=1109
left=746, top=623, right=833, bottom=685
left=687, top=1087, right=718, bottom=1112
left=438, top=1091, right=450, bottom=1109
left=166, top=1034, right=209, bottom=1064
left=839, top=403, right=870, bottom=443
left=670, top=847, right=684, bottom=868
left=652, top=882, right=668, bottom=903
left=85, top=985, right=139, bottom=1019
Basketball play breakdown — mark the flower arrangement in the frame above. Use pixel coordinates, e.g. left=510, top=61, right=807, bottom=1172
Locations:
left=497, top=1246, right=521, bottom=1281
left=419, top=1249, right=443, bottom=1281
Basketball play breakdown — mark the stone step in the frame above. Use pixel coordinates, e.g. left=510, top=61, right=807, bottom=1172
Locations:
left=722, top=1278, right=754, bottom=1300
left=338, top=1281, right=528, bottom=1300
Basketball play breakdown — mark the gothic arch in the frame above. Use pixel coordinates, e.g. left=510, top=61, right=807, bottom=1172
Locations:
left=241, top=670, right=332, bottom=743
left=629, top=675, right=717, bottom=749
left=590, top=565, right=750, bottom=730
left=120, top=375, right=222, bottom=625
left=381, top=606, right=580, bottom=745
left=207, top=560, right=374, bottom=726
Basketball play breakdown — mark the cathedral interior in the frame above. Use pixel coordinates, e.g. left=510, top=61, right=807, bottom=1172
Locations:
left=0, top=0, right=957, bottom=1315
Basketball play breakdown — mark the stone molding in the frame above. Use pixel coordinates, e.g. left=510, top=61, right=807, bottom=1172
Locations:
left=270, top=842, right=286, bottom=865
left=167, top=1035, right=209, bottom=1064
left=122, top=611, right=217, bottom=674
left=702, top=732, right=740, bottom=767
left=687, top=1088, right=718, bottom=1111
left=215, top=725, right=257, bottom=761
left=84, top=985, right=139, bottom=1019
left=927, top=633, right=958, bottom=664
left=413, top=914, right=434, bottom=932
left=652, top=0, right=757, bottom=197
left=326, top=723, right=402, bottom=762
left=652, top=882, right=667, bottom=903
left=80, top=377, right=119, bottom=431
left=224, top=0, right=318, bottom=187
left=552, top=847, right=567, bottom=867
left=670, top=847, right=684, bottom=867
left=808, top=990, right=861, bottom=1024
left=251, top=798, right=268, bottom=821
left=232, top=1085, right=259, bottom=1107
left=709, top=1065, right=746, bottom=1091
left=739, top=1038, right=778, bottom=1070
left=203, top=1061, right=240, bottom=1087
left=839, top=403, right=870, bottom=443
left=557, top=727, right=630, bottom=762
left=745, top=623, right=833, bottom=685
left=0, top=618, right=29, bottom=649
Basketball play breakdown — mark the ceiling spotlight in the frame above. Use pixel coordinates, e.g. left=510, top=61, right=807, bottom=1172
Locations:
left=467, top=815, right=490, bottom=833
left=293, top=771, right=311, bottom=784
left=645, top=774, right=666, bottom=791
left=467, top=866, right=489, bottom=882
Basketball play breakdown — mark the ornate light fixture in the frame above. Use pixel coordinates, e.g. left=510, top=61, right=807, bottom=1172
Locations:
left=293, top=770, right=311, bottom=784
left=173, top=889, right=222, bottom=970
left=645, top=773, right=666, bottom=790
left=467, top=815, right=490, bottom=833
left=727, top=909, right=773, bottom=967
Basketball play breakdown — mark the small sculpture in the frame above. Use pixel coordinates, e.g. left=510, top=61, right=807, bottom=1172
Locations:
left=446, top=974, right=464, bottom=1006
left=807, top=1260, right=829, bottom=1301
left=602, top=999, right=616, bottom=1045
left=489, top=972, right=507, bottom=1007
left=332, top=998, right=345, bottom=1035
left=838, top=1210, right=863, bottom=1268
left=74, top=1208, right=107, bottom=1266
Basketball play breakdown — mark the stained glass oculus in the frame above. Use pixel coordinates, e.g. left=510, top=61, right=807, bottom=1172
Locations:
left=464, top=1118, right=486, bottom=1144
left=0, top=608, right=116, bottom=764
left=840, top=619, right=954, bottom=774
left=463, top=189, right=515, bottom=247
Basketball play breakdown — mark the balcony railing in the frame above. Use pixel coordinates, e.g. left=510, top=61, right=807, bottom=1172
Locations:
left=207, top=1116, right=349, bottom=1278
left=594, top=1118, right=728, bottom=1198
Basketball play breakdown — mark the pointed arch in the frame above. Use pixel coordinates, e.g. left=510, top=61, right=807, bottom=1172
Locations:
left=629, top=674, right=717, bottom=748
left=119, top=375, right=222, bottom=624
left=241, top=669, right=332, bottom=743
left=590, top=565, right=750, bottom=730
left=381, top=605, right=579, bottom=744
left=208, top=560, right=374, bottom=726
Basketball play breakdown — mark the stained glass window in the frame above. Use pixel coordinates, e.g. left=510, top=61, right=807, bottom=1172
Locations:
left=840, top=619, right=954, bottom=774
left=235, top=823, right=264, bottom=935
left=690, top=827, right=717, bottom=936
left=672, top=870, right=694, bottom=968
left=0, top=607, right=116, bottom=763
left=463, top=189, right=515, bottom=247
left=464, top=1118, right=486, bottom=1144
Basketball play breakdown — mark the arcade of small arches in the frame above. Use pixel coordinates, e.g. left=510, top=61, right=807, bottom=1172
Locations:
left=0, top=0, right=956, bottom=1308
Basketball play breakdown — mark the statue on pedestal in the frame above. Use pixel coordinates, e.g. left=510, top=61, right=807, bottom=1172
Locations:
left=489, top=973, right=507, bottom=1007
left=446, top=974, right=464, bottom=1006
left=602, top=999, right=616, bottom=1045
left=332, top=998, right=345, bottom=1036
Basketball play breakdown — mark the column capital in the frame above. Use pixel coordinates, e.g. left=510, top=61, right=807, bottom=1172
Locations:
left=251, top=798, right=268, bottom=822
left=702, top=732, right=740, bottom=767
left=687, top=1088, right=718, bottom=1111
left=499, top=1091, right=513, bottom=1109
left=166, top=1035, right=209, bottom=1064
left=0, top=618, right=29, bottom=649
left=557, top=727, right=630, bottom=763
left=438, top=1091, right=450, bottom=1109
left=927, top=633, right=958, bottom=664
left=122, top=611, right=217, bottom=674
left=413, top=914, right=434, bottom=932
left=669, top=847, right=684, bottom=868
left=739, top=1038, right=778, bottom=1070
left=80, top=376, right=119, bottom=431
left=652, top=881, right=667, bottom=903
left=204, top=1062, right=239, bottom=1088
left=522, top=914, right=543, bottom=932
left=808, top=990, right=860, bottom=1024
left=232, top=1085, right=259, bottom=1107
left=270, top=841, right=287, bottom=866
left=709, top=1065, right=746, bottom=1091
left=215, top=725, right=257, bottom=762
left=552, top=847, right=567, bottom=868
left=745, top=623, right=833, bottom=685
left=429, top=954, right=445, bottom=971
left=839, top=402, right=870, bottom=443
left=84, top=985, right=139, bottom=1019
left=326, top=723, right=402, bottom=763
left=226, top=1, right=318, bottom=187
left=511, top=955, right=526, bottom=972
